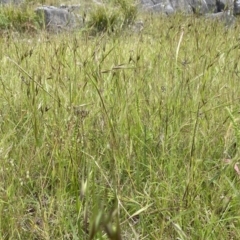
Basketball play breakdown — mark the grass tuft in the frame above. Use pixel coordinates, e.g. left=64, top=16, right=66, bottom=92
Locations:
left=0, top=5, right=41, bottom=33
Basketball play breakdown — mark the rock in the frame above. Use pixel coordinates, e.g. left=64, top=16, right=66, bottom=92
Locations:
left=0, top=0, right=22, bottom=4
left=234, top=0, right=240, bottom=14
left=219, top=1, right=232, bottom=12
left=143, top=2, right=175, bottom=14
left=170, top=0, right=193, bottom=13
left=189, top=0, right=217, bottom=14
left=138, top=0, right=238, bottom=27
left=140, top=0, right=240, bottom=15
left=205, top=9, right=236, bottom=26
left=140, top=0, right=175, bottom=13
left=35, top=6, right=83, bottom=33
left=59, top=4, right=81, bottom=13
left=140, top=0, right=206, bottom=14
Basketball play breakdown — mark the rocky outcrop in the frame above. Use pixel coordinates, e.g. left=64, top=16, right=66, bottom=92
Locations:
left=234, top=0, right=240, bottom=14
left=139, top=0, right=240, bottom=27
left=0, top=0, right=22, bottom=4
left=205, top=9, right=236, bottom=25
left=35, top=5, right=83, bottom=32
left=140, top=0, right=240, bottom=15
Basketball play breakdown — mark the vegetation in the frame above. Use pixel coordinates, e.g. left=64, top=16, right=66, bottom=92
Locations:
left=86, top=0, right=137, bottom=34
left=1, top=1, right=240, bottom=239
left=0, top=5, right=39, bottom=32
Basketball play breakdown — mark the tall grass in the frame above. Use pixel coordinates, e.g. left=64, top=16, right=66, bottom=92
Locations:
left=0, top=4, right=40, bottom=32
left=1, top=8, right=240, bottom=239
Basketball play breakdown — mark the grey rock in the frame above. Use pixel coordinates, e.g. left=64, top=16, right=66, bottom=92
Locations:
left=59, top=4, right=81, bottom=13
left=188, top=0, right=217, bottom=14
left=165, top=3, right=175, bottom=13
left=170, top=0, right=193, bottom=13
left=217, top=0, right=234, bottom=11
left=144, top=2, right=175, bottom=14
left=140, top=0, right=240, bottom=15
left=138, top=0, right=237, bottom=27
left=35, top=6, right=83, bottom=32
left=0, top=0, right=22, bottom=4
left=205, top=9, right=236, bottom=26
left=234, top=0, right=240, bottom=14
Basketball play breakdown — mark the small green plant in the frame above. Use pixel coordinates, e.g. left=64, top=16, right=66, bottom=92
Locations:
left=88, top=6, right=120, bottom=33
left=114, top=0, right=137, bottom=25
left=0, top=6, right=39, bottom=32
left=0, top=11, right=9, bottom=29
left=87, top=0, right=137, bottom=34
left=89, top=203, right=122, bottom=240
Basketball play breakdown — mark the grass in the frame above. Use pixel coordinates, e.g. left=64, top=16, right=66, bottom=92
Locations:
left=1, top=3, right=240, bottom=239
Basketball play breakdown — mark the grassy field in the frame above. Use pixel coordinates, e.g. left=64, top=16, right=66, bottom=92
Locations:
left=1, top=2, right=240, bottom=239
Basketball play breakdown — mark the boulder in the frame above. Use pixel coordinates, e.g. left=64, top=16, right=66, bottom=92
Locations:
left=138, top=0, right=238, bottom=27
left=35, top=6, right=83, bottom=32
left=140, top=0, right=240, bottom=15
left=205, top=9, right=236, bottom=26
left=170, top=0, right=193, bottom=13
left=189, top=0, right=217, bottom=14
left=213, top=0, right=234, bottom=12
left=140, top=0, right=175, bottom=13
left=0, top=0, right=22, bottom=4
left=234, top=0, right=240, bottom=14
left=143, top=1, right=175, bottom=14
